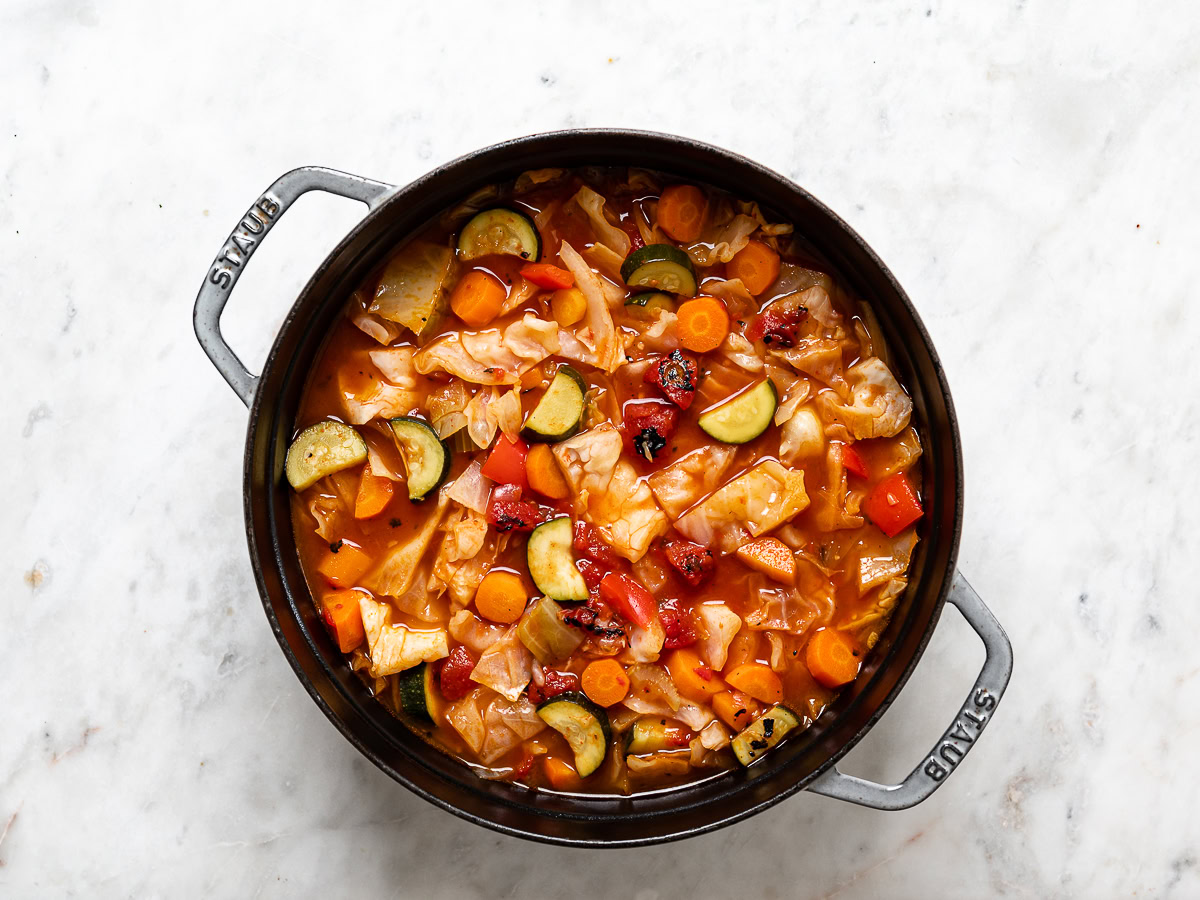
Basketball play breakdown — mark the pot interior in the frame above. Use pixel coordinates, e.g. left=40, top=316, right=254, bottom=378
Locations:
left=244, top=131, right=962, bottom=845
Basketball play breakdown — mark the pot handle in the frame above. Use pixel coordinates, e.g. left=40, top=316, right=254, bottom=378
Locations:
left=192, top=167, right=395, bottom=406
left=805, top=572, right=1012, bottom=810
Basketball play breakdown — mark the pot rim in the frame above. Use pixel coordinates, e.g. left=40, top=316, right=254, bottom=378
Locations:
left=239, top=129, right=965, bottom=846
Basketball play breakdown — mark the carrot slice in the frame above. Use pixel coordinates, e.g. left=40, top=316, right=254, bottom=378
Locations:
left=316, top=541, right=372, bottom=588
left=543, top=756, right=581, bottom=790
left=526, top=444, right=569, bottom=500
left=449, top=269, right=506, bottom=328
left=806, top=628, right=862, bottom=688
left=726, top=240, right=781, bottom=295
left=354, top=462, right=395, bottom=519
left=665, top=647, right=727, bottom=701
left=321, top=590, right=366, bottom=652
left=581, top=658, right=631, bottom=707
left=735, top=537, right=796, bottom=585
left=724, top=663, right=783, bottom=704
left=676, top=297, right=729, bottom=353
left=521, top=263, right=574, bottom=290
left=658, top=184, right=707, bottom=243
left=474, top=570, right=529, bottom=624
left=712, top=689, right=760, bottom=731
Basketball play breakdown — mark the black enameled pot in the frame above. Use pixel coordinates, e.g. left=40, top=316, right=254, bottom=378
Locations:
left=194, top=130, right=1012, bottom=847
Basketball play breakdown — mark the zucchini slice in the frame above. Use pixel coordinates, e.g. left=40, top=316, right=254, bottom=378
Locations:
left=624, top=291, right=676, bottom=319
left=620, top=244, right=697, bottom=297
left=521, top=366, right=587, bottom=443
left=731, top=704, right=802, bottom=766
left=625, top=718, right=688, bottom=755
left=697, top=378, right=778, bottom=444
left=537, top=691, right=611, bottom=777
left=285, top=421, right=367, bottom=491
left=526, top=517, right=589, bottom=602
left=388, top=416, right=452, bottom=501
left=396, top=661, right=438, bottom=724
left=457, top=208, right=541, bottom=262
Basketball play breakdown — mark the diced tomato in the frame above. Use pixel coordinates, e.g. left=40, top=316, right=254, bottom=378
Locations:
left=438, top=645, right=477, bottom=701
left=643, top=350, right=698, bottom=410
left=746, top=306, right=808, bottom=347
left=575, top=557, right=606, bottom=590
left=663, top=539, right=715, bottom=587
left=623, top=221, right=645, bottom=252
left=520, top=263, right=574, bottom=290
left=658, top=598, right=698, bottom=649
left=840, top=444, right=869, bottom=479
left=481, top=434, right=529, bottom=490
left=621, top=400, right=679, bottom=462
left=666, top=730, right=691, bottom=747
left=486, top=483, right=546, bottom=533
left=528, top=668, right=580, bottom=704
left=510, top=751, right=535, bottom=779
left=598, top=572, right=657, bottom=628
left=693, top=663, right=713, bottom=682
left=863, top=472, right=924, bottom=537
left=573, top=521, right=622, bottom=568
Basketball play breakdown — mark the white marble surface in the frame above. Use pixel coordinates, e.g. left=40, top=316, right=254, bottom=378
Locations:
left=3, top=0, right=1198, bottom=895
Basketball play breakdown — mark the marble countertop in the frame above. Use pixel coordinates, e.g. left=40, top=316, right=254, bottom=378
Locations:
left=4, top=0, right=1198, bottom=895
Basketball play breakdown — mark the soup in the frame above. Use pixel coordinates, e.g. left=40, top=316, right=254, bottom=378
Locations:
left=285, top=167, right=924, bottom=794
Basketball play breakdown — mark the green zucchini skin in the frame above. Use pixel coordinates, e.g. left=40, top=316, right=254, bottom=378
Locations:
left=285, top=421, right=368, bottom=491
left=624, top=291, right=676, bottom=319
left=521, top=366, right=587, bottom=443
left=457, top=208, right=542, bottom=262
left=537, top=691, right=612, bottom=777
left=526, top=517, right=589, bottom=601
left=397, top=662, right=438, bottom=724
left=697, top=379, right=778, bottom=444
left=625, top=718, right=686, bottom=754
left=388, top=416, right=452, bottom=501
left=731, top=704, right=802, bottom=766
left=620, top=244, right=697, bottom=297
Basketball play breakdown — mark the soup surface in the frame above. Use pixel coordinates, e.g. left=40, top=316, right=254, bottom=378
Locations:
left=286, top=167, right=924, bottom=794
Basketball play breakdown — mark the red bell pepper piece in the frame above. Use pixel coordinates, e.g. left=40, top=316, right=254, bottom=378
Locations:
left=840, top=444, right=869, bottom=479
left=863, top=472, right=923, bottom=537
left=481, top=433, right=528, bottom=491
left=598, top=572, right=656, bottom=628
left=520, top=263, right=575, bottom=290
left=438, top=645, right=477, bottom=701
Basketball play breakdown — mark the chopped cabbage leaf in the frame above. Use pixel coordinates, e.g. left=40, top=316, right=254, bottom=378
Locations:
left=818, top=357, right=912, bottom=439
left=572, top=185, right=631, bottom=257
left=557, top=241, right=623, bottom=373
left=357, top=595, right=449, bottom=678
left=698, top=604, right=742, bottom=670
left=448, top=609, right=508, bottom=654
left=368, top=242, right=454, bottom=337
left=469, top=626, right=533, bottom=701
left=646, top=445, right=737, bottom=520
left=364, top=490, right=450, bottom=597
left=676, top=460, right=809, bottom=553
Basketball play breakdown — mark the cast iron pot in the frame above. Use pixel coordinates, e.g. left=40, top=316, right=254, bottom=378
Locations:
left=193, top=130, right=1013, bottom=847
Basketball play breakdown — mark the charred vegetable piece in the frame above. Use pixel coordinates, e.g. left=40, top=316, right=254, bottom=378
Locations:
left=731, top=705, right=802, bottom=766
left=486, top=483, right=546, bottom=533
left=697, top=379, right=778, bottom=444
left=624, top=291, right=676, bottom=319
left=620, top=244, right=698, bottom=297
left=626, top=718, right=691, bottom=754
left=621, top=400, right=679, bottom=462
left=457, top=208, right=541, bottom=262
left=662, top=539, right=715, bottom=587
left=526, top=517, right=589, bottom=601
left=747, top=305, right=808, bottom=347
left=536, top=691, right=612, bottom=777
left=388, top=417, right=452, bottom=501
left=643, top=350, right=699, bottom=410
left=397, top=661, right=439, bottom=723
left=285, top=422, right=368, bottom=491
left=517, top=597, right=585, bottom=664
left=522, top=366, right=587, bottom=443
